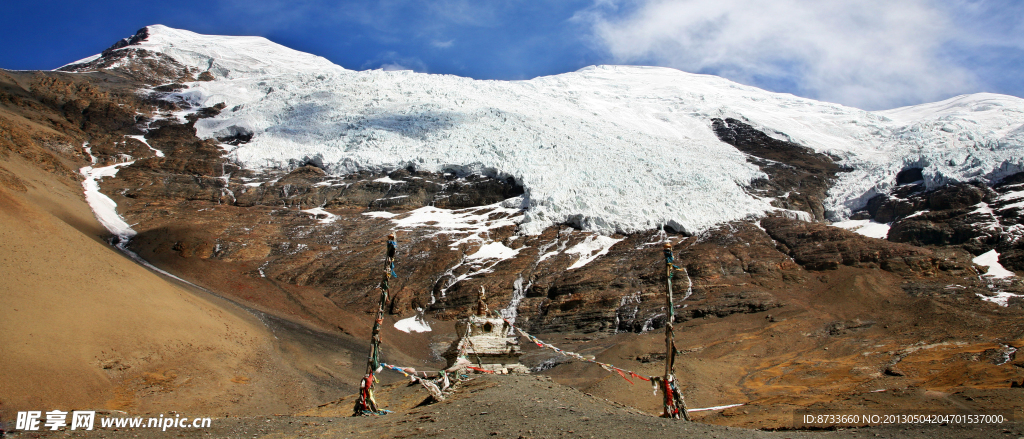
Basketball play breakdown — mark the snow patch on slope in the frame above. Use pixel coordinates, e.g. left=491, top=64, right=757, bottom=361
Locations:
left=301, top=207, right=338, bottom=224
left=566, top=235, right=624, bottom=270
left=395, top=314, right=432, bottom=333
left=81, top=162, right=137, bottom=242
left=973, top=250, right=1016, bottom=278
left=466, top=242, right=520, bottom=261
left=832, top=219, right=891, bottom=239
left=373, top=176, right=406, bottom=184
left=363, top=211, right=399, bottom=219
left=125, top=135, right=163, bottom=157
left=389, top=202, right=522, bottom=247
left=977, top=291, right=1024, bottom=307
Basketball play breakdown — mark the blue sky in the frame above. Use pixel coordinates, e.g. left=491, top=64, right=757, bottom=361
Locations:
left=1, top=0, right=1021, bottom=110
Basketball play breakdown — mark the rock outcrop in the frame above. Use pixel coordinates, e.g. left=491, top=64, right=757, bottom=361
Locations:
left=712, top=117, right=845, bottom=221
left=855, top=174, right=1024, bottom=273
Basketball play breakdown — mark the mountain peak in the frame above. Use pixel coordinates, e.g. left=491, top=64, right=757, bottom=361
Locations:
left=100, top=26, right=151, bottom=56
left=58, top=24, right=344, bottom=83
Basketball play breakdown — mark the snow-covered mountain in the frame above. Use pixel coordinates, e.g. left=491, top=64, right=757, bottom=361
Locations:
left=65, top=25, right=342, bottom=79
left=61, top=25, right=1024, bottom=235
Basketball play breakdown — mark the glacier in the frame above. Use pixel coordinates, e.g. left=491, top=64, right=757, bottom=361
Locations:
left=69, top=25, right=1024, bottom=235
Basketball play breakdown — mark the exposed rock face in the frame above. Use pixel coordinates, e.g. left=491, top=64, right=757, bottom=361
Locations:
left=712, top=117, right=845, bottom=221
left=762, top=216, right=967, bottom=274
left=102, top=26, right=152, bottom=55
left=857, top=174, right=1024, bottom=273
left=867, top=182, right=991, bottom=225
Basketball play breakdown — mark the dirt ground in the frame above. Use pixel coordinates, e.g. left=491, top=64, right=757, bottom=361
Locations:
left=12, top=375, right=1022, bottom=439
left=536, top=266, right=1024, bottom=429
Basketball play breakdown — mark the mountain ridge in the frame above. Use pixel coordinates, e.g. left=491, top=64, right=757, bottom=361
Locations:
left=57, top=25, right=1024, bottom=235
left=2, top=25, right=1024, bottom=432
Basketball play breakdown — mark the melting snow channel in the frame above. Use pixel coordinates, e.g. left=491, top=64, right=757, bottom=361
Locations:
left=997, top=344, right=1018, bottom=365
left=500, top=275, right=531, bottom=327
left=78, top=144, right=283, bottom=336
left=973, top=249, right=1016, bottom=278
left=832, top=219, right=891, bottom=239
left=537, top=234, right=570, bottom=262
left=125, top=135, right=164, bottom=157
left=81, top=162, right=137, bottom=242
left=680, top=266, right=694, bottom=301
left=82, top=142, right=97, bottom=165
left=80, top=161, right=207, bottom=288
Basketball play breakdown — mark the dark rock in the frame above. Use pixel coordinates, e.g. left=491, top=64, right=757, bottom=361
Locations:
left=676, top=290, right=781, bottom=321
left=711, top=118, right=845, bottom=221
left=281, top=165, right=327, bottom=181
left=879, top=179, right=1023, bottom=273
left=884, top=365, right=906, bottom=377
left=58, top=48, right=199, bottom=84
left=867, top=193, right=927, bottom=224
left=824, top=319, right=875, bottom=336
left=849, top=211, right=872, bottom=220
left=927, top=184, right=987, bottom=211
left=1000, top=249, right=1024, bottom=274
left=100, top=27, right=151, bottom=56
left=153, top=83, right=187, bottom=92
left=995, top=171, right=1024, bottom=188
left=763, top=216, right=955, bottom=274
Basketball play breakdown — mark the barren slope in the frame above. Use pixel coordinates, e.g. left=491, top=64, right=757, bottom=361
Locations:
left=0, top=71, right=382, bottom=422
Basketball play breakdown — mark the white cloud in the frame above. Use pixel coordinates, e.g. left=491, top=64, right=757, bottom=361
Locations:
left=432, top=39, right=455, bottom=48
left=360, top=51, right=429, bottom=72
left=380, top=63, right=412, bottom=71
left=582, top=0, right=980, bottom=110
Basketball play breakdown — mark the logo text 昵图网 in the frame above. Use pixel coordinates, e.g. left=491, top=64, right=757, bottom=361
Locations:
left=15, top=411, right=212, bottom=431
